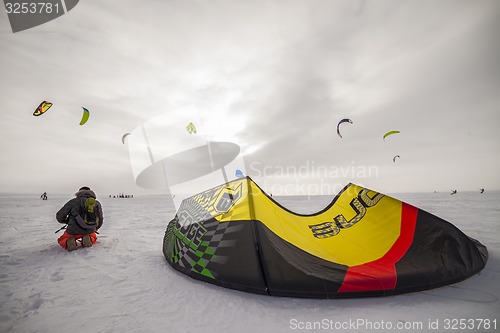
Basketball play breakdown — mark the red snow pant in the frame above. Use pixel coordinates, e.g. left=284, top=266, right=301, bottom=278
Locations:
left=57, top=231, right=97, bottom=249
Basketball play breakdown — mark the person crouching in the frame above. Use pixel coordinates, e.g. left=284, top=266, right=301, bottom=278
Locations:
left=56, top=186, right=104, bottom=251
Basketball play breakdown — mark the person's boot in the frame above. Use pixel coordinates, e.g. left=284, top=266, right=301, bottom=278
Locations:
left=66, top=237, right=77, bottom=251
left=82, top=234, right=93, bottom=248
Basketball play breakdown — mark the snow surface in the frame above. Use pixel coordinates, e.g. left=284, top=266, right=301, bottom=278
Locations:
left=0, top=191, right=499, bottom=333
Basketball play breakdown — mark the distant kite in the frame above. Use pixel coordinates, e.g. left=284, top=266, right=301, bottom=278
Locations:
left=383, top=130, right=400, bottom=140
left=186, top=122, right=197, bottom=134
left=393, top=155, right=400, bottom=162
left=80, top=107, right=90, bottom=125
left=33, top=101, right=53, bottom=116
left=122, top=133, right=131, bottom=144
left=235, top=169, right=244, bottom=178
left=451, top=190, right=457, bottom=195
left=480, top=188, right=485, bottom=194
left=337, top=118, right=353, bottom=138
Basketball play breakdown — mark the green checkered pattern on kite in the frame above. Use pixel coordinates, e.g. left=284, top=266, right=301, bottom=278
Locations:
left=164, top=184, right=246, bottom=280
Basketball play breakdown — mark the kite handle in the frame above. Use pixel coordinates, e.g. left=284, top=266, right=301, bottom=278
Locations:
left=55, top=225, right=67, bottom=234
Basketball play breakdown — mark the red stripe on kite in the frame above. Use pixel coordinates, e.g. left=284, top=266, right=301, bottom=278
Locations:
left=338, top=203, right=418, bottom=292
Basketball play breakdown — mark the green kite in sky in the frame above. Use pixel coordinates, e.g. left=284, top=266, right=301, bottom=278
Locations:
left=383, top=130, right=400, bottom=140
left=80, top=107, right=90, bottom=125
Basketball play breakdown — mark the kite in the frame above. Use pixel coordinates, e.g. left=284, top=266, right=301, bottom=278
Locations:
left=79, top=107, right=90, bottom=125
left=122, top=133, right=131, bottom=144
left=383, top=130, right=400, bottom=140
left=235, top=169, right=244, bottom=178
left=33, top=101, right=53, bottom=116
left=163, top=177, right=488, bottom=298
left=393, top=155, right=400, bottom=162
left=480, top=188, right=484, bottom=194
left=451, top=190, right=457, bottom=195
left=336, top=118, right=353, bottom=138
left=186, top=122, right=197, bottom=135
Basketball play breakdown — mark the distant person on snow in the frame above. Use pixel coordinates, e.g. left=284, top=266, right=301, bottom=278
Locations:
left=40, top=192, right=48, bottom=200
left=56, top=186, right=103, bottom=251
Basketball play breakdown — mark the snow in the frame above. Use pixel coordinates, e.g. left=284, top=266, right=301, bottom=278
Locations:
left=1, top=191, right=499, bottom=333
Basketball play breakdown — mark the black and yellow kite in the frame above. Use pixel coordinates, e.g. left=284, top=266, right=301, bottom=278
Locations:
left=163, top=177, right=488, bottom=298
left=33, top=101, right=53, bottom=116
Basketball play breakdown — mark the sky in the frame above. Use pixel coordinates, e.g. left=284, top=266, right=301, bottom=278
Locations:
left=1, top=0, right=499, bottom=197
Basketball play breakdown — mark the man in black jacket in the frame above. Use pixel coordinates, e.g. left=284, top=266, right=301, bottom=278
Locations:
left=56, top=186, right=104, bottom=251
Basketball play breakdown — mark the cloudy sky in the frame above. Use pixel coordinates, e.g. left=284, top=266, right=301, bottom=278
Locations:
left=1, top=0, right=499, bottom=196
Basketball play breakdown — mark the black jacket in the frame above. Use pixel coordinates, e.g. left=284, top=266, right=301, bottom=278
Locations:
left=56, top=189, right=104, bottom=235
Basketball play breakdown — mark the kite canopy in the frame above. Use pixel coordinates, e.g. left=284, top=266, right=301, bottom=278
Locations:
left=33, top=101, right=53, bottom=116
left=336, top=118, right=353, bottom=138
left=163, top=177, right=488, bottom=298
left=383, top=130, right=400, bottom=140
left=80, top=107, right=90, bottom=125
left=121, top=133, right=131, bottom=144
left=186, top=122, right=197, bottom=134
